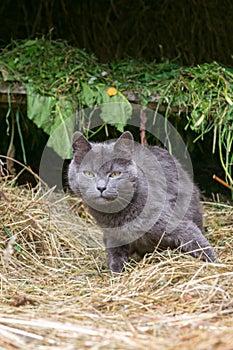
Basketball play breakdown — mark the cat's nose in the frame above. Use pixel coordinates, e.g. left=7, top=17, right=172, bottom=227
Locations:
left=96, top=180, right=106, bottom=193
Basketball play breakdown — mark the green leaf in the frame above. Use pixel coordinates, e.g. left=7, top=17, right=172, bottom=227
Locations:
left=27, top=87, right=56, bottom=134
left=3, top=226, right=22, bottom=253
left=47, top=98, right=75, bottom=159
left=79, top=83, right=97, bottom=108
left=27, top=87, right=75, bottom=158
left=16, top=109, right=27, bottom=164
left=100, top=96, right=132, bottom=131
left=78, top=83, right=132, bottom=131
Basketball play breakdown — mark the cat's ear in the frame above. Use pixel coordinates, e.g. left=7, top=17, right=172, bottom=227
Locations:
left=114, top=131, right=134, bottom=158
left=72, top=132, right=92, bottom=162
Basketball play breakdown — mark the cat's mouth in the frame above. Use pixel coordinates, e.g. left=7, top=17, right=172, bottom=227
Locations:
left=86, top=192, right=129, bottom=212
left=100, top=194, right=118, bottom=201
left=84, top=192, right=118, bottom=203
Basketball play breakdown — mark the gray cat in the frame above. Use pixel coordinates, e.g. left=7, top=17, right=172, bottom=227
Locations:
left=68, top=131, right=215, bottom=273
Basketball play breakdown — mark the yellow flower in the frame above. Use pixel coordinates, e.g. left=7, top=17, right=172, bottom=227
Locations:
left=107, top=87, right=117, bottom=96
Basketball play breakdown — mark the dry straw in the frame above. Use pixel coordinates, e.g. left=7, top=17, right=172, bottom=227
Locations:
left=0, top=171, right=233, bottom=349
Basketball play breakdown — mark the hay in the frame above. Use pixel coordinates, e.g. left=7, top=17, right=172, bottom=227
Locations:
left=0, top=177, right=233, bottom=350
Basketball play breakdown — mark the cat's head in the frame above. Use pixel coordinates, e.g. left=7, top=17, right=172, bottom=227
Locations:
left=68, top=131, right=138, bottom=213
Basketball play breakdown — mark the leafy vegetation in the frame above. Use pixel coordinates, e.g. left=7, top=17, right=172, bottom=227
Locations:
left=0, top=38, right=232, bottom=187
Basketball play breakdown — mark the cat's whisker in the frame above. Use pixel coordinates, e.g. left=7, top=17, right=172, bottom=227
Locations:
left=115, top=195, right=139, bottom=210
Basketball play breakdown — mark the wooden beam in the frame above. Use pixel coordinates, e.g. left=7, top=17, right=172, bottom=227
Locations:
left=0, top=83, right=26, bottom=106
left=0, top=82, right=188, bottom=114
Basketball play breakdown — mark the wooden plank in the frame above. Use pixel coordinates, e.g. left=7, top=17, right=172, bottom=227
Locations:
left=0, top=83, right=26, bottom=105
left=0, top=82, right=188, bottom=113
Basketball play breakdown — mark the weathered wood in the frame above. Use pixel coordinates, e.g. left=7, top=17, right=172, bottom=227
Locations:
left=0, top=82, right=188, bottom=113
left=0, top=83, right=26, bottom=105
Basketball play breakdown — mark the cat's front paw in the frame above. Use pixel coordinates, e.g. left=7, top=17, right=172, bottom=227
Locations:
left=109, top=260, right=125, bottom=275
left=182, top=241, right=216, bottom=262
left=194, top=245, right=216, bottom=262
left=106, top=246, right=129, bottom=275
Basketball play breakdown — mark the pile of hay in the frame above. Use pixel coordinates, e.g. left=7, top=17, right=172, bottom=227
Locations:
left=0, top=177, right=233, bottom=350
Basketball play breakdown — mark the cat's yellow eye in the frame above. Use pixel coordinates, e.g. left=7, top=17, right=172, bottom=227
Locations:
left=109, top=171, right=121, bottom=178
left=83, top=170, right=95, bottom=178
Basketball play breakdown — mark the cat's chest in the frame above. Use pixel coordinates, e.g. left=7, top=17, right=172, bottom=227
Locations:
left=90, top=204, right=140, bottom=228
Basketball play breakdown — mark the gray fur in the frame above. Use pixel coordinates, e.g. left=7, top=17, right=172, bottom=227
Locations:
left=68, top=131, right=215, bottom=273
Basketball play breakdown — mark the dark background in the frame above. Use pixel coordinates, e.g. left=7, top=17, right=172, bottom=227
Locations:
left=0, top=0, right=233, bottom=66
left=0, top=0, right=232, bottom=197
